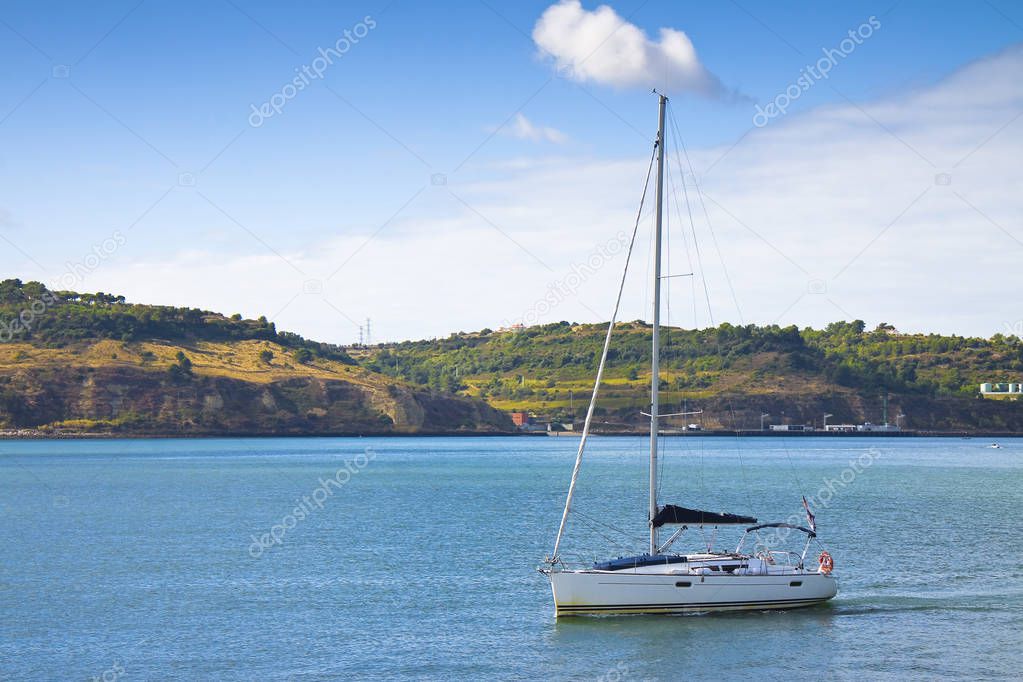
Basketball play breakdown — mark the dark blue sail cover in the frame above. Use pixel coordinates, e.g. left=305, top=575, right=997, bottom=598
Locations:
left=593, top=554, right=689, bottom=571
left=652, top=505, right=757, bottom=528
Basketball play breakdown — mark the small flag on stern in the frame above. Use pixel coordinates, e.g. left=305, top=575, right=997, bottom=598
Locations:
left=802, top=495, right=816, bottom=532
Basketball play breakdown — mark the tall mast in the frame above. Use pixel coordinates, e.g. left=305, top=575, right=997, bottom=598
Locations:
left=649, top=93, right=667, bottom=555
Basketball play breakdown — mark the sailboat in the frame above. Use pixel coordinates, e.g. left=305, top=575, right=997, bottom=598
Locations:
left=539, top=93, right=838, bottom=616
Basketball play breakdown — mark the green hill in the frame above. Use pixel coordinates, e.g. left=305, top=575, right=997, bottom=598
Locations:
left=3, top=278, right=1022, bottom=435
left=356, top=320, right=1023, bottom=432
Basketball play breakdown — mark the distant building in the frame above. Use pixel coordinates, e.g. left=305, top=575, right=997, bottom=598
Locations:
left=980, top=382, right=1022, bottom=397
left=858, top=422, right=901, bottom=432
left=770, top=424, right=813, bottom=432
left=824, top=424, right=858, bottom=432
left=510, top=412, right=530, bottom=427
left=824, top=423, right=900, bottom=432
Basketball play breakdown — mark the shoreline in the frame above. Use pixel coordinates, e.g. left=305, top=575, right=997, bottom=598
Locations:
left=1, top=429, right=1020, bottom=440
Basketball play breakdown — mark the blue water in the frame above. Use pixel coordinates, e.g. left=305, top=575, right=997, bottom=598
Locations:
left=1, top=436, right=1020, bottom=680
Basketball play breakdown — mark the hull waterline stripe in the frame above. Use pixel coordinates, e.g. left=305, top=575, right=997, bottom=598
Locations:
left=555, top=597, right=829, bottom=612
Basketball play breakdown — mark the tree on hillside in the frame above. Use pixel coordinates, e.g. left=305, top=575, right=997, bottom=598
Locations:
left=259, top=349, right=274, bottom=364
left=175, top=351, right=191, bottom=370
left=168, top=351, right=193, bottom=382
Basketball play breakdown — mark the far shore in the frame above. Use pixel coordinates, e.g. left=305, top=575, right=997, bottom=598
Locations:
left=2, top=429, right=1021, bottom=440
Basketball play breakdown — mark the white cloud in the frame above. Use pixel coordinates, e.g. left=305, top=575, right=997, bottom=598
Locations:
left=532, top=0, right=727, bottom=97
left=503, top=113, right=568, bottom=144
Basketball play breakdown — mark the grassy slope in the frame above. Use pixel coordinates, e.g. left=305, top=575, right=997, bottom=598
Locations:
left=0, top=280, right=512, bottom=434
left=1, top=338, right=363, bottom=385
left=0, top=338, right=512, bottom=434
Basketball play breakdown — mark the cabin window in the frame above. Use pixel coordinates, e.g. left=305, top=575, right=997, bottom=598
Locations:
left=789, top=581, right=802, bottom=587
left=675, top=581, right=692, bottom=587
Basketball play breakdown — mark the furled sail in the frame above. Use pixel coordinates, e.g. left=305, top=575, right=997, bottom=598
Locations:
left=651, top=505, right=757, bottom=528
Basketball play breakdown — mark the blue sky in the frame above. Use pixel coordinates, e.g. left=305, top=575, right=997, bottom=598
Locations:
left=2, top=1, right=1022, bottom=342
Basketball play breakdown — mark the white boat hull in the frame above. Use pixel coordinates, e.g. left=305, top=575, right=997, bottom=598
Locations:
left=549, top=570, right=837, bottom=616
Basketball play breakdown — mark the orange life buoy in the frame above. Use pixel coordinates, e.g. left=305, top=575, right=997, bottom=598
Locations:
left=818, top=551, right=834, bottom=574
